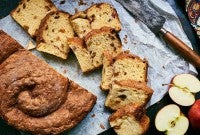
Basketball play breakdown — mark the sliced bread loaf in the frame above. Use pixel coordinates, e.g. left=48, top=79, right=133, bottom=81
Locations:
left=86, top=3, right=121, bottom=32
left=109, top=103, right=150, bottom=135
left=105, top=80, right=153, bottom=110
left=11, top=0, right=57, bottom=37
left=36, top=11, right=75, bottom=59
left=68, top=37, right=95, bottom=73
left=85, top=27, right=122, bottom=68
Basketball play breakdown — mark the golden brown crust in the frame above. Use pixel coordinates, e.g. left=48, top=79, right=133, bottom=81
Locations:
left=70, top=11, right=87, bottom=20
left=0, top=30, right=23, bottom=64
left=0, top=30, right=97, bottom=134
left=114, top=51, right=141, bottom=61
left=84, top=26, right=116, bottom=42
left=114, top=80, right=153, bottom=95
left=68, top=37, right=86, bottom=49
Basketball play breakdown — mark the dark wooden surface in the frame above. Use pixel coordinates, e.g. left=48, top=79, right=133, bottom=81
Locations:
left=0, top=0, right=199, bottom=135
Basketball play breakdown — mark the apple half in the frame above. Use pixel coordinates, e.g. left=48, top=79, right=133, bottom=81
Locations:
left=155, top=104, right=189, bottom=135
left=169, top=74, right=200, bottom=106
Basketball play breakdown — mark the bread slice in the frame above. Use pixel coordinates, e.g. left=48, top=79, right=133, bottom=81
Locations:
left=85, top=27, right=122, bottom=68
left=68, top=37, right=95, bottom=73
left=86, top=3, right=121, bottom=32
left=105, top=80, right=153, bottom=111
left=113, top=51, right=148, bottom=83
left=100, top=51, right=148, bottom=91
left=36, top=11, right=75, bottom=59
left=11, top=0, right=57, bottom=37
left=100, top=51, right=114, bottom=90
left=109, top=103, right=150, bottom=135
left=70, top=11, right=91, bottom=38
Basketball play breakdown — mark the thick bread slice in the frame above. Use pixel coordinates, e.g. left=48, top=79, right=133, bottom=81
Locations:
left=109, top=103, right=150, bottom=135
left=36, top=11, right=75, bottom=59
left=113, top=51, right=148, bottom=83
left=86, top=3, right=121, bottom=32
left=71, top=18, right=92, bottom=38
left=100, top=51, right=114, bottom=90
left=100, top=51, right=148, bottom=91
left=105, top=80, right=153, bottom=110
left=11, top=0, right=57, bottom=37
left=68, top=37, right=95, bottom=73
left=85, top=27, right=122, bottom=68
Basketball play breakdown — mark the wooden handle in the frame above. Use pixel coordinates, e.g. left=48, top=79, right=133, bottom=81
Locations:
left=162, top=31, right=200, bottom=68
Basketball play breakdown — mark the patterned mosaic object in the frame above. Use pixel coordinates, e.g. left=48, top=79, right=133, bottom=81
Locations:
left=186, top=0, right=200, bottom=38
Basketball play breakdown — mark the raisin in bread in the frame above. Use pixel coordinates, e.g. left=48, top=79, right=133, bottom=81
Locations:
left=36, top=11, right=75, bottom=59
left=68, top=37, right=95, bottom=73
left=105, top=80, right=153, bottom=110
left=11, top=0, right=57, bottom=37
left=109, top=103, right=150, bottom=135
left=85, top=27, right=122, bottom=68
left=70, top=3, right=121, bottom=38
left=101, top=51, right=148, bottom=91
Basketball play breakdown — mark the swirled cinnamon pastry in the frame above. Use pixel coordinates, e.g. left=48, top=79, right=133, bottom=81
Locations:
left=0, top=30, right=97, bottom=134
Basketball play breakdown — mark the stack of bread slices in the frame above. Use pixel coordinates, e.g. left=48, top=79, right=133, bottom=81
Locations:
left=10, top=0, right=153, bottom=134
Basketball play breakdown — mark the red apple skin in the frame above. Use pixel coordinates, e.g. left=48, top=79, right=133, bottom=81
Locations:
left=188, top=99, right=200, bottom=129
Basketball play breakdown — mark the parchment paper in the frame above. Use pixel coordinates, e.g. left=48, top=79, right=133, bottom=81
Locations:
left=0, top=0, right=197, bottom=134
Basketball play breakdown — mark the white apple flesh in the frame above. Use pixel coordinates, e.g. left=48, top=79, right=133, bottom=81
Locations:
left=169, top=87, right=195, bottom=106
left=155, top=104, right=189, bottom=135
left=169, top=74, right=200, bottom=106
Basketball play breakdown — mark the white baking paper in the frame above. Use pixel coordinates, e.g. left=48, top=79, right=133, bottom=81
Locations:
left=0, top=0, right=197, bottom=134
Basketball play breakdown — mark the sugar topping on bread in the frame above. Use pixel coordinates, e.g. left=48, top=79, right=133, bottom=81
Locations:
left=11, top=0, right=57, bottom=37
left=36, top=11, right=75, bottom=59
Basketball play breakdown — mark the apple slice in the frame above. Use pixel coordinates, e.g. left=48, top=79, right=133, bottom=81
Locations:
left=169, top=74, right=200, bottom=106
left=155, top=104, right=189, bottom=135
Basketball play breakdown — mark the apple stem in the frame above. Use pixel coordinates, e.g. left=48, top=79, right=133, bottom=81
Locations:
left=162, top=83, right=173, bottom=86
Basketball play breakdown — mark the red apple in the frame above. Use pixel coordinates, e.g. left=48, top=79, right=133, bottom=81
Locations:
left=188, top=99, right=200, bottom=129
